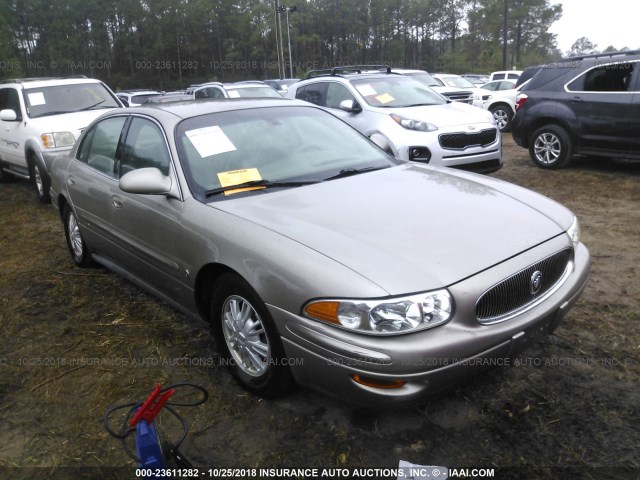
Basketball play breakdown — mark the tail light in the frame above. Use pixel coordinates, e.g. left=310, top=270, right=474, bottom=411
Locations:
left=515, top=93, right=528, bottom=111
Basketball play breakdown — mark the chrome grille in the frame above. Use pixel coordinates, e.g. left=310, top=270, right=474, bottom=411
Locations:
left=442, top=92, right=474, bottom=104
left=439, top=128, right=497, bottom=150
left=476, top=249, right=573, bottom=324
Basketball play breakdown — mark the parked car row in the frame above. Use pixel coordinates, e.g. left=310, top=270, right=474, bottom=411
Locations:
left=0, top=65, right=593, bottom=405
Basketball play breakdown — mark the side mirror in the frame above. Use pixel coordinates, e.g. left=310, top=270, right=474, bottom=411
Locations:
left=369, top=133, right=394, bottom=156
left=339, top=99, right=362, bottom=114
left=119, top=167, right=178, bottom=197
left=0, top=109, right=18, bottom=121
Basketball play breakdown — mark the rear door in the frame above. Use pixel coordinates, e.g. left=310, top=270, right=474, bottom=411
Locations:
left=566, top=60, right=638, bottom=155
left=66, top=115, right=128, bottom=255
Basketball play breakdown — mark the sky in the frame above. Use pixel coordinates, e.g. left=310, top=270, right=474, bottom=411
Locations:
left=549, top=0, right=640, bottom=54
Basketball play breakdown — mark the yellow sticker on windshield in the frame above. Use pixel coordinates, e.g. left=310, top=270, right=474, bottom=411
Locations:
left=375, top=93, right=395, bottom=104
left=217, top=168, right=264, bottom=196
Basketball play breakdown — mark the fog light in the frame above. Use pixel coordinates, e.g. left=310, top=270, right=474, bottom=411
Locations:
left=352, top=374, right=406, bottom=389
left=409, top=146, right=431, bottom=163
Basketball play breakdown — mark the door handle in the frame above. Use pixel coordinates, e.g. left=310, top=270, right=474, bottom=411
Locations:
left=571, top=96, right=583, bottom=103
left=67, top=177, right=75, bottom=186
left=111, top=195, right=123, bottom=208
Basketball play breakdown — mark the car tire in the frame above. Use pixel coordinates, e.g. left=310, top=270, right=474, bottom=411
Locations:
left=29, top=157, right=51, bottom=204
left=63, top=204, right=96, bottom=268
left=210, top=273, right=293, bottom=398
left=489, top=104, right=513, bottom=132
left=529, top=125, right=573, bottom=169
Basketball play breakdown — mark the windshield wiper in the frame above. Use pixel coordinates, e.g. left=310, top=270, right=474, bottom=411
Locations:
left=204, top=179, right=317, bottom=197
left=80, top=100, right=106, bottom=111
left=403, top=103, right=437, bottom=107
left=322, top=165, right=388, bottom=181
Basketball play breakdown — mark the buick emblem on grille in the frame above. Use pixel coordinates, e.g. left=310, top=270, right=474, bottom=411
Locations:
left=530, top=270, right=543, bottom=295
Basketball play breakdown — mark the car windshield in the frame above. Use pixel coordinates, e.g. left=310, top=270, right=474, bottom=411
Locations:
left=24, top=83, right=120, bottom=118
left=131, top=93, right=162, bottom=104
left=441, top=76, right=475, bottom=88
left=351, top=76, right=445, bottom=108
left=226, top=86, right=282, bottom=98
left=176, top=105, right=399, bottom=201
left=402, top=71, right=440, bottom=87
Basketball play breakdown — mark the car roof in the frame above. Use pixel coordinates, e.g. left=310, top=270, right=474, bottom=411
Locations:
left=128, top=97, right=309, bottom=119
left=304, top=65, right=398, bottom=79
left=1, top=77, right=102, bottom=89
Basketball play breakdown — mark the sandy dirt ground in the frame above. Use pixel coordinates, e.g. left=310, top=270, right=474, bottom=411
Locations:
left=0, top=134, right=638, bottom=479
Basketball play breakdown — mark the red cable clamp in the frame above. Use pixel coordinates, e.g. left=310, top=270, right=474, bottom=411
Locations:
left=129, top=384, right=176, bottom=427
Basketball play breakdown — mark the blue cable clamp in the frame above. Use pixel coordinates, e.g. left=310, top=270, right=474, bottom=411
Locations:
left=135, top=418, right=166, bottom=471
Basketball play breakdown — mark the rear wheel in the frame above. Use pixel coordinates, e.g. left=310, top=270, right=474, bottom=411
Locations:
left=529, top=125, right=573, bottom=169
left=210, top=273, right=293, bottom=397
left=63, top=204, right=96, bottom=268
left=489, top=104, right=513, bottom=132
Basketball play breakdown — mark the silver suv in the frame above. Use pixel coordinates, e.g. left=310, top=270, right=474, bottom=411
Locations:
left=0, top=77, right=122, bottom=202
left=286, top=67, right=502, bottom=173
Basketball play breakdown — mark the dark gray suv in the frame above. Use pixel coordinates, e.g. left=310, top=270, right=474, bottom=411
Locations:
left=511, top=50, right=640, bottom=169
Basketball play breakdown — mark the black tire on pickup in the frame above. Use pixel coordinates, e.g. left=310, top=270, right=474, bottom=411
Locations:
left=29, top=155, right=51, bottom=203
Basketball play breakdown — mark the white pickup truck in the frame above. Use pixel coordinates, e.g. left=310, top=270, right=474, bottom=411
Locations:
left=0, top=77, right=122, bottom=203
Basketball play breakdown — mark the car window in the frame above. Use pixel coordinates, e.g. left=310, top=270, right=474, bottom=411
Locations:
left=442, top=76, right=475, bottom=88
left=568, top=62, right=636, bottom=92
left=507, top=73, right=519, bottom=79
left=492, top=73, right=505, bottom=80
left=325, top=83, right=355, bottom=109
left=295, top=82, right=328, bottom=106
left=195, top=86, right=225, bottom=99
left=404, top=72, right=440, bottom=87
left=176, top=106, right=397, bottom=199
left=0, top=88, right=22, bottom=118
left=23, top=83, right=120, bottom=118
left=78, top=116, right=127, bottom=178
left=482, top=82, right=499, bottom=91
left=226, top=86, right=282, bottom=98
left=120, top=117, right=171, bottom=177
left=351, top=76, right=445, bottom=108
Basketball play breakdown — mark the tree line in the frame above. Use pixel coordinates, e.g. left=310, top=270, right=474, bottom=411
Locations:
left=0, top=0, right=564, bottom=90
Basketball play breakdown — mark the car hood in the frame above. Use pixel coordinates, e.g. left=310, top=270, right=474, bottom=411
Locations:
left=212, top=164, right=571, bottom=295
left=391, top=102, right=494, bottom=128
left=30, top=109, right=119, bottom=138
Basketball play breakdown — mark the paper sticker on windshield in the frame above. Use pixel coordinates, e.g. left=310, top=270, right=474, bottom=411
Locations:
left=227, top=90, right=240, bottom=98
left=356, top=84, right=377, bottom=97
left=28, top=92, right=46, bottom=106
left=217, top=168, right=264, bottom=196
left=375, top=93, right=395, bottom=104
left=185, top=126, right=236, bottom=158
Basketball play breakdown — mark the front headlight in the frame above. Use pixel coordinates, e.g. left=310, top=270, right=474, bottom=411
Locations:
left=303, top=289, right=453, bottom=335
left=41, top=132, right=76, bottom=148
left=567, top=216, right=580, bottom=250
left=390, top=113, right=438, bottom=132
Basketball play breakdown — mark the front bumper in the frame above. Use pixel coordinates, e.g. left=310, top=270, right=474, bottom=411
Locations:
left=394, top=124, right=503, bottom=173
left=270, top=236, right=590, bottom=406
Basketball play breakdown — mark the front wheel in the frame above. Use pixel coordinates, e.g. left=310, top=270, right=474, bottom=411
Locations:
left=30, top=158, right=51, bottom=204
left=529, top=125, right=573, bottom=169
left=210, top=273, right=293, bottom=398
left=63, top=204, right=96, bottom=268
